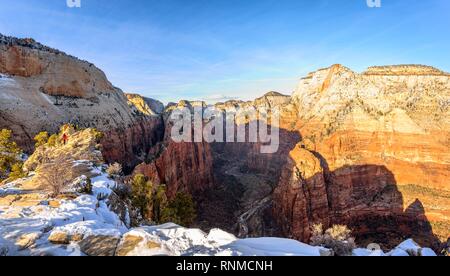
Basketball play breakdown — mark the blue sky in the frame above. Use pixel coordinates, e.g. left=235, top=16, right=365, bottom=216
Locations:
left=0, top=0, right=449, bottom=103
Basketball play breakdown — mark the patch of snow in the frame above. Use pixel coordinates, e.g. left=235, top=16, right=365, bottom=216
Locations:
left=0, top=74, right=17, bottom=88
left=353, top=248, right=386, bottom=256
left=91, top=173, right=116, bottom=198
left=387, top=239, right=438, bottom=256
left=0, top=169, right=127, bottom=256
left=207, top=228, right=237, bottom=247
left=396, top=239, right=420, bottom=251
left=396, top=239, right=421, bottom=255
left=420, top=248, right=437, bottom=257
left=387, top=248, right=410, bottom=257
left=136, top=224, right=210, bottom=255
left=219, top=238, right=325, bottom=256
left=52, top=221, right=122, bottom=238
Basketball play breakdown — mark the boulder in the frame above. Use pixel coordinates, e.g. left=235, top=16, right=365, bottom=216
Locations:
left=115, top=235, right=143, bottom=256
left=16, top=232, right=41, bottom=250
left=115, top=234, right=162, bottom=256
left=79, top=235, right=120, bottom=256
left=48, top=231, right=69, bottom=244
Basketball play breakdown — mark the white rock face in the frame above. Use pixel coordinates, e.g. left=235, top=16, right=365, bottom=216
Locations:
left=292, top=64, right=450, bottom=134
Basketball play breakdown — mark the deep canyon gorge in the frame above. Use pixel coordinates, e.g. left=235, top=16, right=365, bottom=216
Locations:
left=1, top=34, right=448, bottom=252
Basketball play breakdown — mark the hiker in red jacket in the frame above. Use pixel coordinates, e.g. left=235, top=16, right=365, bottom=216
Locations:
left=62, top=133, right=69, bottom=145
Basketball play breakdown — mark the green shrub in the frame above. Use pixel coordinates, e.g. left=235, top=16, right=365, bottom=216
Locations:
left=34, top=131, right=49, bottom=148
left=0, top=129, right=23, bottom=181
left=91, top=128, right=104, bottom=142
left=47, top=134, right=59, bottom=147
left=7, top=163, right=27, bottom=181
left=153, top=185, right=168, bottom=223
left=160, top=206, right=180, bottom=225
left=128, top=174, right=196, bottom=227
left=160, top=192, right=196, bottom=227
left=310, top=224, right=356, bottom=256
left=106, top=163, right=123, bottom=178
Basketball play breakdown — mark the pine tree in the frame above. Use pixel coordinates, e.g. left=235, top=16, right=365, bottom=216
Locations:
left=153, top=184, right=168, bottom=223
left=0, top=129, right=23, bottom=181
left=130, top=174, right=154, bottom=219
left=160, top=192, right=196, bottom=227
left=7, top=163, right=26, bottom=181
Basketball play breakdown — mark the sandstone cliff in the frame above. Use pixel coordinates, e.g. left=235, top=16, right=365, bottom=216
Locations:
left=273, top=64, right=450, bottom=250
left=131, top=101, right=215, bottom=200
left=0, top=34, right=164, bottom=169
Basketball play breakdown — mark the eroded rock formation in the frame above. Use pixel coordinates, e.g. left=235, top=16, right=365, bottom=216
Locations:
left=273, top=64, right=450, bottom=250
left=0, top=34, right=164, bottom=169
left=132, top=133, right=215, bottom=199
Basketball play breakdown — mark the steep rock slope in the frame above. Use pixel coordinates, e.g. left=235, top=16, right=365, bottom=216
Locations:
left=0, top=34, right=163, bottom=168
left=132, top=101, right=215, bottom=199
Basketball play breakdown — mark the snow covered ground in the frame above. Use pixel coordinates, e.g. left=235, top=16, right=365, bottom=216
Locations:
left=0, top=164, right=438, bottom=256
left=0, top=168, right=128, bottom=256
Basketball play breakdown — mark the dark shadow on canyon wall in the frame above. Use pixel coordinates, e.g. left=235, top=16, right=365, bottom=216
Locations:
left=309, top=151, right=443, bottom=251
left=152, top=113, right=443, bottom=252
left=195, top=124, right=302, bottom=236
left=194, top=119, right=443, bottom=252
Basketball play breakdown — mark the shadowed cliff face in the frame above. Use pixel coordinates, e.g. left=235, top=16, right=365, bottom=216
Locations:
left=273, top=143, right=444, bottom=251
left=130, top=114, right=215, bottom=199
left=271, top=64, right=449, bottom=251
left=196, top=125, right=301, bottom=236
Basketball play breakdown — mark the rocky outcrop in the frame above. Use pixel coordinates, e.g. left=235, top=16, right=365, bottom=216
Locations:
left=363, top=65, right=450, bottom=76
left=126, top=93, right=164, bottom=116
left=79, top=235, right=120, bottom=256
left=215, top=91, right=290, bottom=112
left=0, top=34, right=164, bottom=168
left=272, top=146, right=330, bottom=241
left=273, top=64, right=450, bottom=250
left=23, top=127, right=104, bottom=172
left=100, top=116, right=164, bottom=171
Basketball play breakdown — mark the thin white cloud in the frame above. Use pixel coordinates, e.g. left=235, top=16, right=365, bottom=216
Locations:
left=201, top=94, right=240, bottom=104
